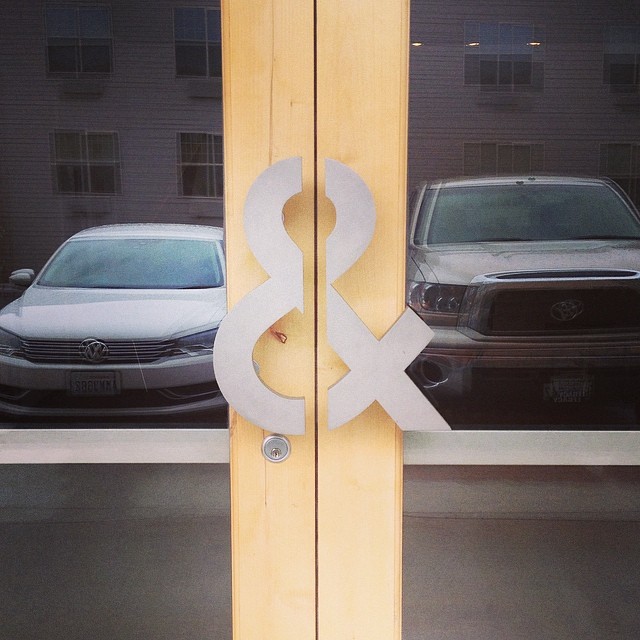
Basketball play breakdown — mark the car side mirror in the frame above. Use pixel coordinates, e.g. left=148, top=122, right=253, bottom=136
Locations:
left=9, top=268, right=35, bottom=287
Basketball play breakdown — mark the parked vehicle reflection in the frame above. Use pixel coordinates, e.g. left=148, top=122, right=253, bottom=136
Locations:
left=0, top=224, right=227, bottom=421
left=406, top=176, right=640, bottom=428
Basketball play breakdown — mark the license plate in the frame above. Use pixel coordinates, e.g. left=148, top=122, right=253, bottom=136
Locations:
left=543, top=374, right=593, bottom=403
left=68, top=372, right=121, bottom=396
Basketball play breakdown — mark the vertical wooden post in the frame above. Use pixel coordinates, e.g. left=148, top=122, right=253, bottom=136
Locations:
left=222, top=2, right=317, bottom=639
left=223, top=1, right=409, bottom=638
left=315, top=2, right=409, bottom=638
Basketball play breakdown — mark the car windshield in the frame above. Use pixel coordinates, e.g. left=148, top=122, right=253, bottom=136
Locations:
left=37, top=238, right=225, bottom=289
left=416, top=183, right=640, bottom=245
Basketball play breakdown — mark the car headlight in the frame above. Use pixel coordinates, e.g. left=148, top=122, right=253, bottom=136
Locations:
left=171, top=328, right=218, bottom=357
left=0, top=327, right=24, bottom=358
left=408, top=282, right=467, bottom=314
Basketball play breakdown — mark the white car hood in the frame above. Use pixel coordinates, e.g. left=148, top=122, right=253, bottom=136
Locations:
left=0, top=285, right=227, bottom=340
left=409, top=239, right=640, bottom=285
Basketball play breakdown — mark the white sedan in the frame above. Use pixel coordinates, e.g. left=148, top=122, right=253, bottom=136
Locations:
left=0, top=224, right=227, bottom=418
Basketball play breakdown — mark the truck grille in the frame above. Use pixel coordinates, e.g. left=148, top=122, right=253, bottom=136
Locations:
left=487, top=288, right=640, bottom=334
left=21, top=338, right=174, bottom=364
left=467, top=270, right=640, bottom=336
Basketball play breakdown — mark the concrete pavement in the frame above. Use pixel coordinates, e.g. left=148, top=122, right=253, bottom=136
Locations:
left=1, top=464, right=639, bottom=639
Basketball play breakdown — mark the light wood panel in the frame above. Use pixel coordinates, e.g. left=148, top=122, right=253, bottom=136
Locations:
left=224, top=0, right=410, bottom=637
left=222, top=2, right=317, bottom=638
left=316, top=1, right=410, bottom=639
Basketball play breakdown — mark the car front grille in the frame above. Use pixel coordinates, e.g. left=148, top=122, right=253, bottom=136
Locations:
left=21, top=338, right=175, bottom=364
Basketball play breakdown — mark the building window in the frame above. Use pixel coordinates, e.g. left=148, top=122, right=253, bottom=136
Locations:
left=174, top=8, right=221, bottom=77
left=464, top=142, right=545, bottom=175
left=52, top=131, right=121, bottom=194
left=464, top=22, right=544, bottom=91
left=600, top=144, right=640, bottom=205
left=604, top=25, right=640, bottom=93
left=46, top=5, right=112, bottom=75
left=179, top=133, right=223, bottom=197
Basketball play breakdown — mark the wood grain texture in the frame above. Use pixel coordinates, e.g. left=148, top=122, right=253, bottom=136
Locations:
left=224, top=0, right=410, bottom=637
left=316, top=1, right=409, bottom=638
left=222, top=2, right=316, bottom=638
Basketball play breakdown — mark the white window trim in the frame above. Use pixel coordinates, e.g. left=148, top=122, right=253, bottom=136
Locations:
left=1, top=429, right=638, bottom=465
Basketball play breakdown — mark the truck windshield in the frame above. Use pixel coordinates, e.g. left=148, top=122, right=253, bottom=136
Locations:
left=416, top=183, right=640, bottom=245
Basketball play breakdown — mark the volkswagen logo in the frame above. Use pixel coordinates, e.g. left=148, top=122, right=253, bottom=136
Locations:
left=79, top=338, right=109, bottom=363
left=550, top=299, right=584, bottom=322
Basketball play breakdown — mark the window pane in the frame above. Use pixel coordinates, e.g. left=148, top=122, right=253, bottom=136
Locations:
left=513, top=58, right=532, bottom=84
left=80, top=43, right=111, bottom=73
left=174, top=8, right=206, bottom=40
left=498, top=59, right=513, bottom=85
left=604, top=25, right=639, bottom=90
left=56, top=164, right=85, bottom=192
left=512, top=24, right=533, bottom=53
left=181, top=133, right=209, bottom=163
left=497, top=145, right=513, bottom=173
left=463, top=143, right=481, bottom=174
left=207, top=9, right=221, bottom=42
left=46, top=7, right=76, bottom=38
left=48, top=42, right=78, bottom=73
left=78, top=8, right=110, bottom=38
left=499, top=23, right=512, bottom=53
left=181, top=165, right=209, bottom=196
left=55, top=132, right=84, bottom=161
left=87, top=134, right=115, bottom=162
left=478, top=22, right=499, bottom=48
left=208, top=44, right=223, bottom=78
left=89, top=165, right=116, bottom=193
left=605, top=55, right=637, bottom=85
left=512, top=145, right=531, bottom=172
left=176, top=44, right=207, bottom=76
left=214, top=165, right=224, bottom=197
left=479, top=58, right=497, bottom=85
left=480, top=143, right=497, bottom=173
left=213, top=135, right=223, bottom=161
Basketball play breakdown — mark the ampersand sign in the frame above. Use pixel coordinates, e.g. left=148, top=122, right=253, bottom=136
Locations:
left=213, top=157, right=450, bottom=434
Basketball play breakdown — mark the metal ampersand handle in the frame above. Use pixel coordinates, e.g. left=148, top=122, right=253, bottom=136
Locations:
left=213, top=157, right=450, bottom=435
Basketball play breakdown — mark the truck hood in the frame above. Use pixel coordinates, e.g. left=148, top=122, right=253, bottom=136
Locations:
left=408, top=239, right=640, bottom=285
left=0, top=285, right=227, bottom=340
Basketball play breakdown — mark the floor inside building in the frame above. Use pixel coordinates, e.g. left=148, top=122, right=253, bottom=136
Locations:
left=0, top=464, right=638, bottom=639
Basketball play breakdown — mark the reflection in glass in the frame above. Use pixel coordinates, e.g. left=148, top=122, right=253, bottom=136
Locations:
left=408, top=0, right=640, bottom=430
left=46, top=6, right=112, bottom=74
left=0, top=227, right=226, bottom=422
left=174, top=7, right=222, bottom=78
left=1, top=2, right=225, bottom=428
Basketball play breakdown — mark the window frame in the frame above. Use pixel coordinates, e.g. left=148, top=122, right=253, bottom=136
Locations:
left=178, top=132, right=224, bottom=198
left=464, top=20, right=545, bottom=92
left=51, top=130, right=122, bottom=195
left=463, top=141, right=545, bottom=175
left=603, top=24, right=640, bottom=93
left=173, top=7, right=222, bottom=78
left=45, top=4, right=113, bottom=76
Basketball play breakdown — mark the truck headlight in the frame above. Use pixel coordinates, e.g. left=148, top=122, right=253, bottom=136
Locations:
left=408, top=282, right=467, bottom=314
